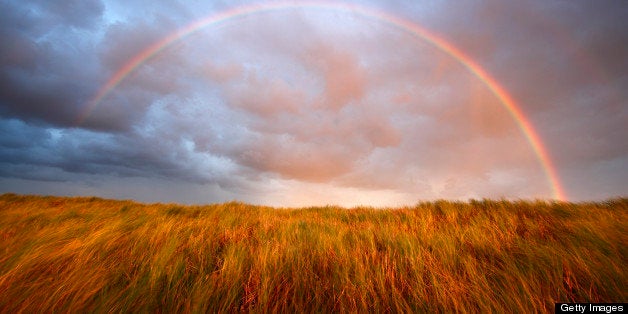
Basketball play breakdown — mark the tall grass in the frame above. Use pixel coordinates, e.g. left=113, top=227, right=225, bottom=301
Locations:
left=0, top=194, right=626, bottom=312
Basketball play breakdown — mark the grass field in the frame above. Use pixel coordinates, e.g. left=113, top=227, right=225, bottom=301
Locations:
left=0, top=193, right=626, bottom=312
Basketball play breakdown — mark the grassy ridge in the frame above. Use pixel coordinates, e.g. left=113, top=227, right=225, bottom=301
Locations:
left=0, top=194, right=626, bottom=312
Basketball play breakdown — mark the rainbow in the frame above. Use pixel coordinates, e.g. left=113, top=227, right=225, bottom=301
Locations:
left=79, top=1, right=567, bottom=200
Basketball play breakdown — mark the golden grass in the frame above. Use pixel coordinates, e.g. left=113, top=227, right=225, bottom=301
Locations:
left=0, top=194, right=626, bottom=312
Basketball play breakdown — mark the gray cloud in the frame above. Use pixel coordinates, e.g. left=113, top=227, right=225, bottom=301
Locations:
left=0, top=1, right=106, bottom=127
left=0, top=0, right=625, bottom=205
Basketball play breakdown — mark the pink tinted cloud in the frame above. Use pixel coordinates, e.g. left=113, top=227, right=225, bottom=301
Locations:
left=304, top=44, right=367, bottom=111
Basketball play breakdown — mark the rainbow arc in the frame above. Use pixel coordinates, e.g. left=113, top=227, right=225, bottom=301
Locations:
left=79, top=1, right=566, bottom=200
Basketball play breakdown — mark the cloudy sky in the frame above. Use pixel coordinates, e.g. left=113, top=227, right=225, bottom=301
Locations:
left=0, top=0, right=626, bottom=207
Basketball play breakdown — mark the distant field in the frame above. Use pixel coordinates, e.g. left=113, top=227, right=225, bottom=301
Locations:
left=0, top=194, right=626, bottom=312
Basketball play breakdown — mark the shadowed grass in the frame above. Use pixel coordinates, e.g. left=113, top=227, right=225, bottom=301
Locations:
left=0, top=194, right=626, bottom=312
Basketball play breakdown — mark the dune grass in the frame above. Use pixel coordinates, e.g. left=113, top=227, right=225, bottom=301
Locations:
left=0, top=193, right=626, bottom=312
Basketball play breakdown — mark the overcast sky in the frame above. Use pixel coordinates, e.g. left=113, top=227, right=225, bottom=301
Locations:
left=0, top=0, right=626, bottom=207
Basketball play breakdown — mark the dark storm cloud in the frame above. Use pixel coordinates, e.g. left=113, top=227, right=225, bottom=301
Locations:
left=0, top=0, right=105, bottom=127
left=0, top=117, right=242, bottom=189
left=0, top=1, right=258, bottom=196
left=0, top=0, right=625, bottom=205
left=0, top=0, right=193, bottom=131
left=34, top=0, right=105, bottom=29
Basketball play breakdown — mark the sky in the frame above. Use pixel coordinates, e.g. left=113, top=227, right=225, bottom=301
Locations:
left=0, top=0, right=626, bottom=207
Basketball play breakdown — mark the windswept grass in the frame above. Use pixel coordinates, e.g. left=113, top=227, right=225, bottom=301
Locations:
left=0, top=194, right=626, bottom=312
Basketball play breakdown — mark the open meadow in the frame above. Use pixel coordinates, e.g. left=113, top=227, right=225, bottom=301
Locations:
left=0, top=194, right=626, bottom=312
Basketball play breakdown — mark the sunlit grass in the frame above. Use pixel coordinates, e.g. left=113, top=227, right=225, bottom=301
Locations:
left=0, top=194, right=626, bottom=312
